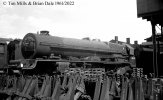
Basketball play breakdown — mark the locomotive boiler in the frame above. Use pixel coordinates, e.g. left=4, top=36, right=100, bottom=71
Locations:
left=21, top=31, right=129, bottom=60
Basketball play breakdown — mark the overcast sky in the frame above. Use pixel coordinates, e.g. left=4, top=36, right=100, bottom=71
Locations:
left=0, top=0, right=158, bottom=43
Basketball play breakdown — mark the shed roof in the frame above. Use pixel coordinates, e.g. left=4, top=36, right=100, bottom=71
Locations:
left=137, top=0, right=163, bottom=25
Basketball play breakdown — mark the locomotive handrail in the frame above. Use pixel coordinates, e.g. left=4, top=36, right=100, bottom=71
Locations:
left=10, top=60, right=22, bottom=63
left=33, top=59, right=130, bottom=64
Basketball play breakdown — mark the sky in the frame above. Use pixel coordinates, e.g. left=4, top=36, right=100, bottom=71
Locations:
left=0, top=0, right=159, bottom=44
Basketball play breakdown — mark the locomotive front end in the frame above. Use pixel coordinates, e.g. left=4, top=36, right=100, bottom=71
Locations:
left=21, top=33, right=36, bottom=59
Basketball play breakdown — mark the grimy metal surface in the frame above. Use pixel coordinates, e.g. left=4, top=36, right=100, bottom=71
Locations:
left=21, top=33, right=127, bottom=59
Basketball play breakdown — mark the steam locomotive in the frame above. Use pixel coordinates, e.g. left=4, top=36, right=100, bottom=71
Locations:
left=0, top=31, right=135, bottom=74
left=0, top=31, right=136, bottom=100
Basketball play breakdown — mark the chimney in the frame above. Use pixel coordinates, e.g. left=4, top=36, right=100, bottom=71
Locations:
left=82, top=37, right=90, bottom=41
left=126, top=38, right=130, bottom=44
left=40, top=30, right=50, bottom=35
left=115, top=36, right=118, bottom=43
left=134, top=41, right=138, bottom=45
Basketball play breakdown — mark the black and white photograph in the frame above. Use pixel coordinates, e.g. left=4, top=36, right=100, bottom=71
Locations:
left=0, top=0, right=163, bottom=100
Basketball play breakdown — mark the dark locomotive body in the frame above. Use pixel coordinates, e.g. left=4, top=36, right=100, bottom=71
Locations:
left=0, top=31, right=135, bottom=100
left=21, top=31, right=128, bottom=59
left=0, top=41, right=8, bottom=68
left=0, top=31, right=135, bottom=75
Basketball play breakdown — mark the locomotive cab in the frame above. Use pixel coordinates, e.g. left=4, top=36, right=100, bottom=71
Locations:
left=0, top=42, right=7, bottom=68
